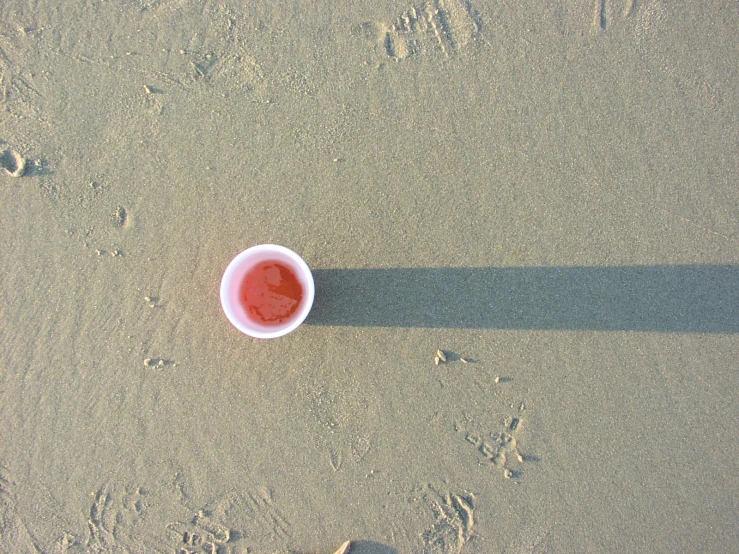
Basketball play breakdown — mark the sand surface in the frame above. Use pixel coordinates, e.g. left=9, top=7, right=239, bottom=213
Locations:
left=1, top=1, right=738, bottom=553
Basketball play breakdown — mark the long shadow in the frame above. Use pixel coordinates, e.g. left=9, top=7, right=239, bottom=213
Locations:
left=307, top=265, right=738, bottom=333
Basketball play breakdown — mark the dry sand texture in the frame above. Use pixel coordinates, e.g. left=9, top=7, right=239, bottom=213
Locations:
left=1, top=1, right=738, bottom=553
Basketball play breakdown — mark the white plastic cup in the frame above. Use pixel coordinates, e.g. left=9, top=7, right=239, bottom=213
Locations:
left=220, top=244, right=315, bottom=338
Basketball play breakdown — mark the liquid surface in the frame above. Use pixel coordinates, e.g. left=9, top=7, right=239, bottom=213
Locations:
left=240, top=260, right=303, bottom=326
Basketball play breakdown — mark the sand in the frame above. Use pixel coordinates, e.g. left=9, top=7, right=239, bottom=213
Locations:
left=1, top=1, right=737, bottom=553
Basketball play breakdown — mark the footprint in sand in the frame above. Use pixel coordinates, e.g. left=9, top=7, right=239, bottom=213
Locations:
left=0, top=145, right=27, bottom=177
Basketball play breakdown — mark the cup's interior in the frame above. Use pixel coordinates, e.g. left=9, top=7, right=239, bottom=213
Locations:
left=221, top=246, right=314, bottom=338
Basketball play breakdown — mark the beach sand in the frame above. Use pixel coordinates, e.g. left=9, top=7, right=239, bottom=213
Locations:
left=1, top=1, right=737, bottom=552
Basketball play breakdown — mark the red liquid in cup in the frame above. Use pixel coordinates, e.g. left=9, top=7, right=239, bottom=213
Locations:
left=239, top=260, right=304, bottom=326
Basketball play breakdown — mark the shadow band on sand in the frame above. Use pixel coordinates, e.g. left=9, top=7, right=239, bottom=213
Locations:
left=307, top=265, right=738, bottom=333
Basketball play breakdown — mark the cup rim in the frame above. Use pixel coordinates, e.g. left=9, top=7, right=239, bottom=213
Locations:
left=220, top=244, right=314, bottom=338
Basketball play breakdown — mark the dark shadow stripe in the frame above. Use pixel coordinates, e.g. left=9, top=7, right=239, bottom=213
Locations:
left=306, top=265, right=738, bottom=333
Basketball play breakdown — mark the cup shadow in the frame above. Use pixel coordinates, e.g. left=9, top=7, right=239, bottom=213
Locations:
left=307, top=265, right=738, bottom=333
